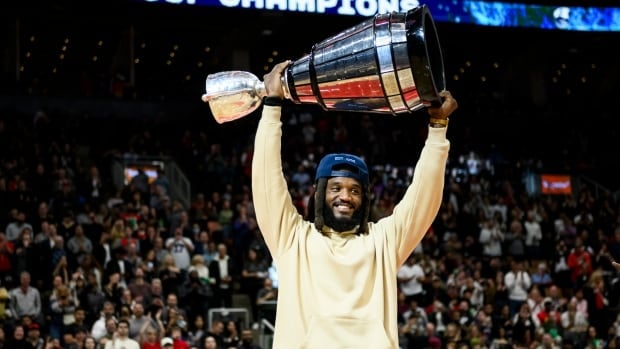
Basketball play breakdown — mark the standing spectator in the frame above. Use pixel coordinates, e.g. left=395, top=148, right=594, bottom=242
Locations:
left=165, top=228, right=194, bottom=271
left=523, top=211, right=543, bottom=261
left=13, top=229, right=37, bottom=279
left=586, top=272, right=613, bottom=338
left=0, top=232, right=15, bottom=287
left=91, top=301, right=117, bottom=342
left=209, top=243, right=235, bottom=308
left=158, top=254, right=183, bottom=298
left=67, top=224, right=94, bottom=269
left=511, top=302, right=536, bottom=347
left=504, top=217, right=526, bottom=259
left=560, top=299, right=588, bottom=347
left=479, top=217, right=504, bottom=259
left=505, top=259, right=532, bottom=317
left=567, top=237, right=593, bottom=288
left=240, top=247, right=269, bottom=324
left=127, top=266, right=152, bottom=304
left=9, top=271, right=43, bottom=325
left=397, top=253, right=426, bottom=306
left=178, top=269, right=211, bottom=323
left=104, top=246, right=134, bottom=290
left=552, top=240, right=571, bottom=291
left=48, top=280, right=77, bottom=340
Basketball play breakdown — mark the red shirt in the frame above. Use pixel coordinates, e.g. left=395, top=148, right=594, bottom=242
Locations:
left=142, top=342, right=161, bottom=349
left=173, top=339, right=190, bottom=349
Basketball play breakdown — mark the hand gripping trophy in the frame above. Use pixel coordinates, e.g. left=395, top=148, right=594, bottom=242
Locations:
left=202, top=5, right=446, bottom=124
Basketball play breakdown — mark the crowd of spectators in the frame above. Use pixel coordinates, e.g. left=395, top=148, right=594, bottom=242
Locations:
left=0, top=98, right=619, bottom=349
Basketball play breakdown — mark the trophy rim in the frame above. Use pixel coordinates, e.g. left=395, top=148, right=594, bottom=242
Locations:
left=406, top=5, right=447, bottom=107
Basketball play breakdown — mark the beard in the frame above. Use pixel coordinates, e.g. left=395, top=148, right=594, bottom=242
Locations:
left=323, top=205, right=364, bottom=232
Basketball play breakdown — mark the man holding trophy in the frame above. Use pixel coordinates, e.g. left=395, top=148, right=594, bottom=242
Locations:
left=251, top=59, right=457, bottom=349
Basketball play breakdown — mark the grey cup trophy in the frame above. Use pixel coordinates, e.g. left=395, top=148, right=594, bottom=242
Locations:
left=202, top=5, right=446, bottom=124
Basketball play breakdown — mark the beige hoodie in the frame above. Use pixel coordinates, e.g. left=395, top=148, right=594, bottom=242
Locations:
left=252, top=105, right=449, bottom=349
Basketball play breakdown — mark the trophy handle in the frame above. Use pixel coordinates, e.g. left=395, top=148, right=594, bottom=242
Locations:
left=202, top=70, right=291, bottom=124
left=201, top=71, right=268, bottom=124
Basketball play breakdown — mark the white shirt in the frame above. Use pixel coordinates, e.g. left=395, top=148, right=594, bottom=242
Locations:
left=165, top=237, right=194, bottom=270
left=524, top=220, right=542, bottom=246
left=104, top=337, right=140, bottom=349
left=397, top=263, right=424, bottom=296
left=216, top=255, right=230, bottom=289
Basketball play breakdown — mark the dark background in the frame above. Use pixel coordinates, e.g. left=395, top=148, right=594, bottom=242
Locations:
left=1, top=0, right=619, bottom=190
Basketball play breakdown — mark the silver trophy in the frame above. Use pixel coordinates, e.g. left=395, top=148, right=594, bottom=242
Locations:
left=202, top=5, right=446, bottom=124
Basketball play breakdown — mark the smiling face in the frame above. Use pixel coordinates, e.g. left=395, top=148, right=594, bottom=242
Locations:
left=322, top=176, right=364, bottom=232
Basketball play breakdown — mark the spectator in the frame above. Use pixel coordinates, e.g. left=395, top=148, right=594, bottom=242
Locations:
left=237, top=329, right=261, bottom=349
left=505, top=259, right=532, bottom=316
left=13, top=228, right=37, bottom=279
left=204, top=320, right=225, bottom=348
left=479, top=217, right=504, bottom=259
left=90, top=301, right=117, bottom=342
left=567, top=237, right=593, bottom=288
left=256, top=277, right=278, bottom=325
left=83, top=335, right=97, bottom=349
left=524, top=210, right=543, bottom=260
left=561, top=299, right=588, bottom=347
left=25, top=322, right=45, bottom=349
left=511, top=302, right=536, bottom=347
left=532, top=262, right=553, bottom=289
left=5, top=324, right=29, bottom=349
left=165, top=228, right=194, bottom=271
left=158, top=254, right=183, bottom=299
left=398, top=253, right=426, bottom=306
left=127, top=266, right=152, bottom=303
left=178, top=269, right=211, bottom=322
left=0, top=232, right=15, bottom=287
left=103, top=319, right=140, bottom=349
left=5, top=211, right=33, bottom=243
left=48, top=280, right=77, bottom=340
left=161, top=336, right=174, bottom=349
left=222, top=320, right=240, bottom=348
left=202, top=335, right=219, bottom=349
left=186, top=314, right=206, bottom=348
left=209, top=243, right=235, bottom=308
left=128, top=302, right=156, bottom=340
left=140, top=325, right=163, bottom=349
left=66, top=224, right=93, bottom=270
left=160, top=293, right=187, bottom=329
left=168, top=325, right=190, bottom=349
left=240, top=247, right=269, bottom=324
left=9, top=271, right=43, bottom=325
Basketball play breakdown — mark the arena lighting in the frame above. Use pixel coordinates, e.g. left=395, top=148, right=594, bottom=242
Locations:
left=138, top=0, right=620, bottom=31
